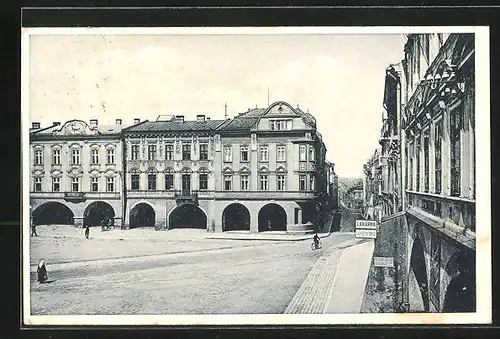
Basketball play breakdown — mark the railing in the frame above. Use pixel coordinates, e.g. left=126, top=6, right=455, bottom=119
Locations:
left=174, top=190, right=199, bottom=200
left=30, top=191, right=120, bottom=200
left=406, top=190, right=475, bottom=232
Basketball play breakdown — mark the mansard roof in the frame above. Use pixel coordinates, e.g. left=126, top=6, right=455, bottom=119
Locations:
left=123, top=119, right=227, bottom=134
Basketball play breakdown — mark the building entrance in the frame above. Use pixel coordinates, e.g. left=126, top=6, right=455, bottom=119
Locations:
left=169, top=203, right=207, bottom=229
left=83, top=201, right=115, bottom=227
left=222, top=203, right=250, bottom=231
left=258, top=203, right=287, bottom=232
left=32, top=202, right=74, bottom=226
left=129, top=203, right=155, bottom=228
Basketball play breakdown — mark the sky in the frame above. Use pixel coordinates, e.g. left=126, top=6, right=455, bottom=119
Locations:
left=27, top=32, right=406, bottom=178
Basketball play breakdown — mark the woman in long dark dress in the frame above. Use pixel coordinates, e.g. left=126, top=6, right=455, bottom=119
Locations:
left=37, top=259, right=48, bottom=283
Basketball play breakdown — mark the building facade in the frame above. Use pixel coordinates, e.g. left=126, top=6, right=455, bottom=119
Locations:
left=30, top=101, right=336, bottom=234
left=401, top=33, right=476, bottom=312
left=29, top=119, right=128, bottom=229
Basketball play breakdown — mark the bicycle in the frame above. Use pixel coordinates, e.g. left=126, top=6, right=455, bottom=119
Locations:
left=311, top=241, right=322, bottom=250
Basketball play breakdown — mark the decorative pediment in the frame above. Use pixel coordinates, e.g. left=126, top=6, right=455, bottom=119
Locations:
left=198, top=167, right=210, bottom=174
left=104, top=143, right=116, bottom=149
left=67, top=167, right=84, bottom=177
left=51, top=144, right=63, bottom=150
left=32, top=144, right=44, bottom=150
left=53, top=120, right=100, bottom=136
left=259, top=165, right=269, bottom=173
left=276, top=166, right=287, bottom=174
left=264, top=102, right=298, bottom=116
left=68, top=142, right=83, bottom=150
left=180, top=167, right=193, bottom=174
left=164, top=167, right=175, bottom=174
left=239, top=166, right=251, bottom=174
left=129, top=168, right=141, bottom=174
left=50, top=168, right=62, bottom=177
left=32, top=169, right=44, bottom=177
left=89, top=169, right=101, bottom=178
left=104, top=169, right=117, bottom=177
left=222, top=166, right=233, bottom=175
left=147, top=167, right=158, bottom=174
left=89, top=143, right=100, bottom=150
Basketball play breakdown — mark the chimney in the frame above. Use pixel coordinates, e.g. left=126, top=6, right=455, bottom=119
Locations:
left=53, top=121, right=61, bottom=126
left=175, top=115, right=185, bottom=122
left=32, top=122, right=41, bottom=129
left=206, top=117, right=211, bottom=121
left=196, top=114, right=206, bottom=122
left=116, top=119, right=122, bottom=125
left=90, top=119, right=98, bottom=127
left=134, top=118, right=140, bottom=124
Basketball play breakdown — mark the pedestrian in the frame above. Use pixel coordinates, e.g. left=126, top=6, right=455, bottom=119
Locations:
left=37, top=259, right=48, bottom=283
left=85, top=225, right=90, bottom=239
left=267, top=219, right=272, bottom=231
left=31, top=219, right=38, bottom=237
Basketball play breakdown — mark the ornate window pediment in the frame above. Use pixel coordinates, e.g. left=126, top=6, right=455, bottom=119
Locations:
left=259, top=165, right=269, bottom=173
left=147, top=167, right=158, bottom=174
left=51, top=144, right=63, bottom=150
left=276, top=166, right=287, bottom=174
left=129, top=168, right=141, bottom=174
left=239, top=166, right=251, bottom=174
left=32, top=144, right=44, bottom=150
left=68, top=142, right=82, bottom=150
left=223, top=166, right=233, bottom=175
left=104, top=169, right=117, bottom=177
left=198, top=167, right=210, bottom=174
left=67, top=167, right=84, bottom=177
left=164, top=167, right=175, bottom=174
left=32, top=169, right=44, bottom=177
left=89, top=169, right=101, bottom=178
left=54, top=120, right=99, bottom=136
left=50, top=168, right=62, bottom=177
left=89, top=143, right=100, bottom=150
left=180, top=167, right=193, bottom=174
left=105, top=143, right=116, bottom=149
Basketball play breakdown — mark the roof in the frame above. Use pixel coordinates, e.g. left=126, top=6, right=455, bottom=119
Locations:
left=32, top=121, right=129, bottom=136
left=124, top=119, right=226, bottom=133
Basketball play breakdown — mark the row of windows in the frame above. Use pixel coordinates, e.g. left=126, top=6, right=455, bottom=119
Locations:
left=406, top=108, right=462, bottom=196
left=129, top=143, right=315, bottom=163
left=130, top=173, right=316, bottom=192
left=34, top=148, right=115, bottom=166
left=33, top=177, right=115, bottom=192
left=269, top=119, right=292, bottom=131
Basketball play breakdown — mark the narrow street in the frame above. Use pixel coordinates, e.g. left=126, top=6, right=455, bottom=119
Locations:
left=30, top=231, right=356, bottom=315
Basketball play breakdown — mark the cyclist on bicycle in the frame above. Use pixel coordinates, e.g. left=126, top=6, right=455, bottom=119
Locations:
left=313, top=232, right=320, bottom=248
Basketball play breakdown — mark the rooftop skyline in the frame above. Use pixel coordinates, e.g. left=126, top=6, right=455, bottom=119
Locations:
left=27, top=32, right=407, bottom=178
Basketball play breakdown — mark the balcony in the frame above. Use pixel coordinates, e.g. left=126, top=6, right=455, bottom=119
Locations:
left=126, top=190, right=176, bottom=199
left=213, top=190, right=318, bottom=200
left=30, top=191, right=121, bottom=201
left=174, top=190, right=199, bottom=203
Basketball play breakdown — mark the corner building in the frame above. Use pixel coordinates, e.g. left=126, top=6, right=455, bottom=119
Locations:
left=121, top=101, right=328, bottom=233
left=29, top=119, right=126, bottom=228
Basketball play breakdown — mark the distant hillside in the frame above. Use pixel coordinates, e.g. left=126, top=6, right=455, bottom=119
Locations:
left=338, top=177, right=362, bottom=186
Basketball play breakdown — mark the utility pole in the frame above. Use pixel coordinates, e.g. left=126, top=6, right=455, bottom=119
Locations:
left=224, top=102, right=228, bottom=119
left=267, top=87, right=270, bottom=106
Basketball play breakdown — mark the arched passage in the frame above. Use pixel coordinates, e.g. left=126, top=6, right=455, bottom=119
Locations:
left=129, top=203, right=155, bottom=228
left=83, top=201, right=115, bottom=227
left=258, top=203, right=287, bottom=232
left=409, top=236, right=430, bottom=312
left=32, top=202, right=74, bottom=226
left=443, top=250, right=476, bottom=312
left=222, top=203, right=250, bottom=231
left=169, top=203, right=207, bottom=229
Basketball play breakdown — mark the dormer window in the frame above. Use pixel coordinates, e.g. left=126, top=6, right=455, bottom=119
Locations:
left=269, top=120, right=292, bottom=131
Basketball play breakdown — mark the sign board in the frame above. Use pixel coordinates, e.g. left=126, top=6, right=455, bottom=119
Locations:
left=355, top=220, right=378, bottom=229
left=373, top=256, right=394, bottom=267
left=355, top=229, right=377, bottom=239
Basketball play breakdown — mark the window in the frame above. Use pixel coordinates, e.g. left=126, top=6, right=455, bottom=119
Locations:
left=309, top=175, right=315, bottom=191
left=52, top=149, right=61, bottom=165
left=223, top=146, right=232, bottom=162
left=131, top=174, right=140, bottom=190
left=415, top=136, right=421, bottom=191
left=405, top=147, right=409, bottom=189
left=165, top=144, right=174, bottom=160
left=450, top=107, right=462, bottom=196
left=34, top=177, right=42, bottom=192
left=199, top=144, right=208, bottom=160
left=148, top=145, right=156, bottom=161
left=91, top=177, right=99, bottom=192
left=165, top=174, right=174, bottom=190
left=71, top=177, right=80, bottom=192
left=34, top=149, right=43, bottom=165
left=277, top=175, right=286, bottom=191
left=270, top=120, right=291, bottom=131
left=260, top=145, right=268, bottom=162
left=182, top=144, right=191, bottom=160
left=277, top=145, right=286, bottom=162
left=309, top=147, right=315, bottom=162
left=299, top=175, right=306, bottom=191
left=224, top=175, right=232, bottom=191
left=148, top=173, right=157, bottom=190
left=52, top=177, right=60, bottom=192
left=240, top=146, right=249, bottom=162
left=409, top=157, right=414, bottom=191
left=240, top=175, right=249, bottom=191
left=260, top=175, right=268, bottom=190
left=107, top=148, right=115, bottom=164
left=424, top=131, right=430, bottom=192
left=299, top=145, right=307, bottom=161
left=91, top=149, right=99, bottom=164
left=107, top=177, right=115, bottom=192
left=71, top=149, right=80, bottom=165
left=199, top=174, right=208, bottom=190
left=131, top=144, right=140, bottom=160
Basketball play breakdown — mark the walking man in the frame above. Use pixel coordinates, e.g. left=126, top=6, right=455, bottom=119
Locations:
left=85, top=225, right=90, bottom=239
left=31, top=216, right=37, bottom=237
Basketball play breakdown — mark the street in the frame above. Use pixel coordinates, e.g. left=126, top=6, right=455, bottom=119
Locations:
left=30, top=228, right=356, bottom=315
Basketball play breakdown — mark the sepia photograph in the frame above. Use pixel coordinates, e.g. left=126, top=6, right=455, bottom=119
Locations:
left=21, top=26, right=491, bottom=326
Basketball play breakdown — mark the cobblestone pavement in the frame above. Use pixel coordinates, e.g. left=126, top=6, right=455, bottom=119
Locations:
left=284, top=238, right=374, bottom=314
left=29, top=231, right=355, bottom=315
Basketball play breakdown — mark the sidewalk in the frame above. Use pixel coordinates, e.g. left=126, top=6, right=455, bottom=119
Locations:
left=206, top=231, right=331, bottom=241
left=284, top=238, right=374, bottom=314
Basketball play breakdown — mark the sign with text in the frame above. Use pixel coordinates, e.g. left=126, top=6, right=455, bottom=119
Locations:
left=355, top=229, right=377, bottom=239
left=355, top=220, right=378, bottom=229
left=373, top=256, right=394, bottom=267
